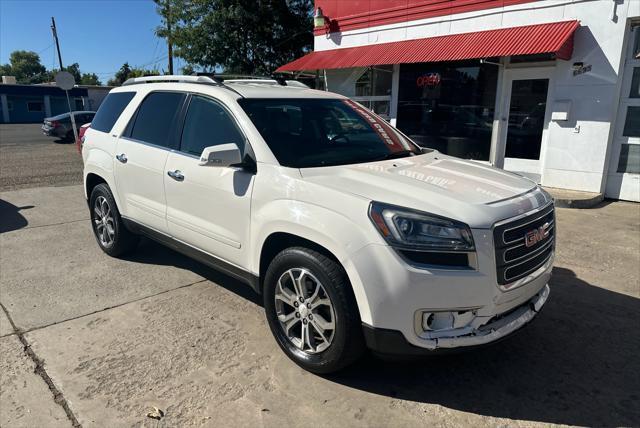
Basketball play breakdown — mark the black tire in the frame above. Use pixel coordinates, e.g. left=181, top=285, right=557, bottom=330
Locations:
left=65, top=130, right=74, bottom=142
left=89, top=183, right=138, bottom=257
left=263, top=247, right=365, bottom=374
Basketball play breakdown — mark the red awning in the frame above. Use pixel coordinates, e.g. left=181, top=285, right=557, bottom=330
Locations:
left=277, top=20, right=579, bottom=72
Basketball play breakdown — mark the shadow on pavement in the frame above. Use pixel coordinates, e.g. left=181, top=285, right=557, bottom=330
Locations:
left=328, top=267, right=640, bottom=426
left=122, top=237, right=262, bottom=306
left=118, top=237, right=640, bottom=426
left=0, top=200, right=33, bottom=233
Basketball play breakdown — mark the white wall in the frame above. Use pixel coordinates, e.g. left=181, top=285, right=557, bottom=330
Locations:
left=315, top=0, right=639, bottom=194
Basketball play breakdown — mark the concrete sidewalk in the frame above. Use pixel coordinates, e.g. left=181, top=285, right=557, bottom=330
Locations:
left=1, top=185, right=639, bottom=427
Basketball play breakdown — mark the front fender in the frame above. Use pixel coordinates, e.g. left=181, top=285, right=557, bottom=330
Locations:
left=251, top=199, right=379, bottom=325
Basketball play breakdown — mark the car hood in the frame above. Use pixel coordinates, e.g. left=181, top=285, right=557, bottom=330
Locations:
left=299, top=152, right=544, bottom=228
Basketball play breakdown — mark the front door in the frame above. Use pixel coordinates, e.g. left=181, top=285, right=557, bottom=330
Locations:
left=164, top=94, right=254, bottom=268
left=606, top=24, right=640, bottom=202
left=497, top=68, right=553, bottom=182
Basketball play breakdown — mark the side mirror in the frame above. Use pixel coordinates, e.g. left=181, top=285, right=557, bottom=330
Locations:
left=199, top=143, right=242, bottom=167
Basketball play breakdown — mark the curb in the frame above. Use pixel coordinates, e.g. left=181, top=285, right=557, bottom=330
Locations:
left=543, top=187, right=604, bottom=209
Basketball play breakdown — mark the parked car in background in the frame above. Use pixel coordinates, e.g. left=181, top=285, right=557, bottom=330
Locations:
left=76, top=122, right=91, bottom=154
left=42, top=111, right=95, bottom=141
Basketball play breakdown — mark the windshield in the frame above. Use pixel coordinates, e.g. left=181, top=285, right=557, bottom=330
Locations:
left=238, top=98, right=422, bottom=168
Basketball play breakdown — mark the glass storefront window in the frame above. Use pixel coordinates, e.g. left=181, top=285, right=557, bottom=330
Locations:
left=630, top=68, right=640, bottom=99
left=396, top=61, right=498, bottom=160
left=356, top=66, right=392, bottom=97
left=623, top=106, right=640, bottom=137
left=617, top=144, right=640, bottom=174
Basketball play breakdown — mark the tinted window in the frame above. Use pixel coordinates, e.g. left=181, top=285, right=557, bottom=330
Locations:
left=91, top=92, right=135, bottom=133
left=180, top=95, right=244, bottom=156
left=130, top=92, right=185, bottom=148
left=239, top=98, right=420, bottom=168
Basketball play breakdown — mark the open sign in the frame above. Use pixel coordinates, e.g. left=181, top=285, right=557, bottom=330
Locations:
left=416, top=73, right=441, bottom=88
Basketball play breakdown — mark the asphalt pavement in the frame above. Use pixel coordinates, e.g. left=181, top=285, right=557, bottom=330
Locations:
left=0, top=124, right=83, bottom=191
left=0, top=124, right=639, bottom=427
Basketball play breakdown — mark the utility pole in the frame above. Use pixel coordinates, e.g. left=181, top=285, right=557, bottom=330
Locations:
left=166, top=1, right=174, bottom=74
left=50, top=17, right=78, bottom=142
left=51, top=17, right=64, bottom=70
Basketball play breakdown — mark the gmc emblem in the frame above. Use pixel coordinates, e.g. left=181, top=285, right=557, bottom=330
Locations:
left=524, top=222, right=550, bottom=248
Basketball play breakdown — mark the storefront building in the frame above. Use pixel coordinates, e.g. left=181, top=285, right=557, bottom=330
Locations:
left=277, top=0, right=640, bottom=202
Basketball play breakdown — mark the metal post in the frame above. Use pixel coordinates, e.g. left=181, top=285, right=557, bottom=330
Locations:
left=51, top=16, right=78, bottom=142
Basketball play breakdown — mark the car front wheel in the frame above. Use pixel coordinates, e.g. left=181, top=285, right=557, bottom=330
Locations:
left=263, top=247, right=365, bottom=374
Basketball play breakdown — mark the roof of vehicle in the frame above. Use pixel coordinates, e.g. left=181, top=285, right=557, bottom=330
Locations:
left=224, top=82, right=343, bottom=99
left=113, top=75, right=344, bottom=100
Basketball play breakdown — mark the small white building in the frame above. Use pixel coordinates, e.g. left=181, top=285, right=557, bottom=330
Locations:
left=278, top=0, right=640, bottom=202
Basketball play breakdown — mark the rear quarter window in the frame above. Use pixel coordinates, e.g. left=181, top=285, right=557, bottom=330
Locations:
left=91, top=92, right=136, bottom=133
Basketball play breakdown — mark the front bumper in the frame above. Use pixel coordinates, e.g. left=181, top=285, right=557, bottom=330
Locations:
left=363, top=284, right=549, bottom=355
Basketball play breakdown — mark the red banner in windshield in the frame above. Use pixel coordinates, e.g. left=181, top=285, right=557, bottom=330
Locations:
left=342, top=99, right=407, bottom=153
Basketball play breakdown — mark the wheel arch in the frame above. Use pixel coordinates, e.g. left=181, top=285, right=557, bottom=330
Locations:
left=256, top=227, right=373, bottom=326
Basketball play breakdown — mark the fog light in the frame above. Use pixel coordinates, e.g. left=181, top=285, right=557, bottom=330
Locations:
left=422, top=311, right=455, bottom=331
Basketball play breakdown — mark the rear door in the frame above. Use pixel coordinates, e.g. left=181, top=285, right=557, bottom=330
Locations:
left=114, top=91, right=186, bottom=233
left=164, top=94, right=254, bottom=267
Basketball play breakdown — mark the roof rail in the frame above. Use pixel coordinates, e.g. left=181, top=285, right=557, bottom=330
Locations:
left=122, top=75, right=220, bottom=86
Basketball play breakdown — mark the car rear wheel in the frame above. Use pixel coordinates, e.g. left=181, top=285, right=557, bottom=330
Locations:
left=263, top=247, right=365, bottom=374
left=89, top=183, right=138, bottom=257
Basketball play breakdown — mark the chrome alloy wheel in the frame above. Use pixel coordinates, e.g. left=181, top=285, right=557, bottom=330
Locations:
left=274, top=268, right=336, bottom=354
left=93, top=196, right=115, bottom=247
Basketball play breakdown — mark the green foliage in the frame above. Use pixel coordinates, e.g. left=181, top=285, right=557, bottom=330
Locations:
left=64, top=63, right=82, bottom=83
left=80, top=73, right=102, bottom=86
left=0, top=50, right=48, bottom=83
left=106, top=62, right=161, bottom=86
left=1, top=51, right=105, bottom=86
left=155, top=0, right=313, bottom=75
left=181, top=63, right=196, bottom=76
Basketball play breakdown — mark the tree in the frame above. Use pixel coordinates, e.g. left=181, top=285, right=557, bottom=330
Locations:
left=181, top=64, right=196, bottom=75
left=0, top=50, right=48, bottom=83
left=107, top=62, right=160, bottom=86
left=80, top=73, right=101, bottom=86
left=64, top=63, right=82, bottom=83
left=155, top=0, right=313, bottom=76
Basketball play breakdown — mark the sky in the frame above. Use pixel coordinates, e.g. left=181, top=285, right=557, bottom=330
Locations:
left=0, top=0, right=177, bottom=83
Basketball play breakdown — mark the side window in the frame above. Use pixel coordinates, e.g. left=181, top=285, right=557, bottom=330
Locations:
left=91, top=92, right=135, bottom=133
left=180, top=95, right=244, bottom=156
left=130, top=92, right=186, bottom=148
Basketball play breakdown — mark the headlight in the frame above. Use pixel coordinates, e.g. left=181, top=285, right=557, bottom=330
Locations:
left=368, top=202, right=475, bottom=251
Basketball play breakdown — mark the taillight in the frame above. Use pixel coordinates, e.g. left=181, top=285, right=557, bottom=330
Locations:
left=51, top=120, right=60, bottom=128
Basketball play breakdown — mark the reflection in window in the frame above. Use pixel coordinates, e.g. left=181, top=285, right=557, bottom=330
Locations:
left=355, top=66, right=392, bottom=97
left=630, top=68, right=640, bottom=99
left=505, top=79, right=549, bottom=160
left=396, top=61, right=498, bottom=160
left=617, top=144, right=640, bottom=174
left=623, top=106, right=640, bottom=137
left=353, top=66, right=392, bottom=120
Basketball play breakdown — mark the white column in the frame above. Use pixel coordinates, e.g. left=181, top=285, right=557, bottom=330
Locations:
left=81, top=96, right=88, bottom=110
left=489, top=58, right=507, bottom=168
left=44, top=95, right=52, bottom=117
left=1, top=94, right=9, bottom=123
left=389, top=64, right=400, bottom=127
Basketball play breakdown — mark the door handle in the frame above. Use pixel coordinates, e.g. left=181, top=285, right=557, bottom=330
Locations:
left=115, top=153, right=127, bottom=163
left=167, top=170, right=184, bottom=181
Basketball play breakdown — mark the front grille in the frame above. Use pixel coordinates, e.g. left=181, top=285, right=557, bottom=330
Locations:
left=493, top=203, right=555, bottom=286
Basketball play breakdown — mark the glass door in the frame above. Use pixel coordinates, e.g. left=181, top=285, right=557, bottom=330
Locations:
left=606, top=24, right=640, bottom=202
left=497, top=68, right=553, bottom=182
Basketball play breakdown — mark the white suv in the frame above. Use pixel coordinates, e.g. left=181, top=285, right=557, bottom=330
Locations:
left=82, top=75, right=554, bottom=373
